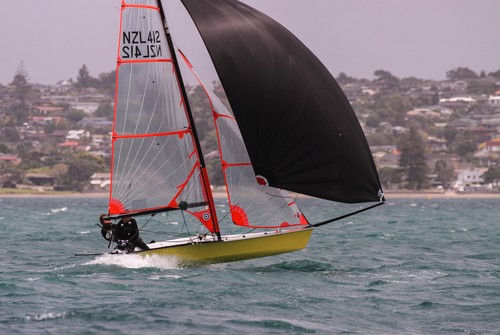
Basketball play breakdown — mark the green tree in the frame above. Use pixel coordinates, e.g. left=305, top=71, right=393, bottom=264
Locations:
left=96, top=70, right=116, bottom=94
left=1, top=127, right=19, bottom=142
left=397, top=127, right=429, bottom=190
left=453, top=134, right=477, bottom=157
left=446, top=67, right=478, bottom=80
left=62, top=153, right=105, bottom=191
left=489, top=69, right=500, bottom=79
left=378, top=166, right=402, bottom=190
left=94, top=102, right=114, bottom=120
left=336, top=72, right=356, bottom=85
left=76, top=64, right=97, bottom=88
left=372, top=94, right=411, bottom=126
left=481, top=166, right=500, bottom=184
left=11, top=60, right=31, bottom=103
left=434, top=160, right=455, bottom=189
left=0, top=142, right=12, bottom=154
left=466, top=80, right=498, bottom=95
left=0, top=162, right=23, bottom=187
left=66, top=109, right=87, bottom=123
left=365, top=115, right=380, bottom=128
left=374, top=69, right=400, bottom=90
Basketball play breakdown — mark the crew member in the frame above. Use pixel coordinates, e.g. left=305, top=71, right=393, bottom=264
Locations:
left=100, top=214, right=150, bottom=251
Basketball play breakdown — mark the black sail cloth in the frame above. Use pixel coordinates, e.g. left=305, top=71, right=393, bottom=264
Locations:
left=181, top=0, right=383, bottom=203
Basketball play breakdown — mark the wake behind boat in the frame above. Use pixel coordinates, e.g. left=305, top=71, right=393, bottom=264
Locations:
left=97, top=0, right=384, bottom=265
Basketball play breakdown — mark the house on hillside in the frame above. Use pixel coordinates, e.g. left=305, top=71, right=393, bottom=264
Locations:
left=66, top=130, right=90, bottom=141
left=406, top=108, right=441, bottom=119
left=454, top=168, right=488, bottom=190
left=69, top=101, right=100, bottom=114
left=0, top=154, right=21, bottom=165
left=488, top=95, right=500, bottom=106
left=479, top=139, right=500, bottom=152
left=77, top=117, right=113, bottom=128
left=90, top=173, right=110, bottom=191
left=31, top=105, right=65, bottom=116
left=26, top=173, right=57, bottom=186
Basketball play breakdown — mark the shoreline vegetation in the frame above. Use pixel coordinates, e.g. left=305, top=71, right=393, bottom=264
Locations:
left=1, top=188, right=499, bottom=199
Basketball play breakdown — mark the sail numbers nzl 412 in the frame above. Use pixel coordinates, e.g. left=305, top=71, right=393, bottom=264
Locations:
left=121, top=30, right=162, bottom=59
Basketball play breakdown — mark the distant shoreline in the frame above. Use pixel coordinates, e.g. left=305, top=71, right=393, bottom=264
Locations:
left=0, top=190, right=499, bottom=199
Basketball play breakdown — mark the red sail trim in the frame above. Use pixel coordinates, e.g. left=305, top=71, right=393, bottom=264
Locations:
left=121, top=2, right=159, bottom=11
left=113, top=129, right=190, bottom=139
left=229, top=205, right=304, bottom=229
left=224, top=162, right=252, bottom=167
left=231, top=205, right=249, bottom=226
left=112, top=204, right=174, bottom=216
left=180, top=49, right=252, bottom=229
left=170, top=51, right=219, bottom=234
left=169, top=161, right=201, bottom=207
left=215, top=113, right=235, bottom=121
left=109, top=4, right=125, bottom=215
left=200, top=167, right=219, bottom=233
left=187, top=208, right=214, bottom=231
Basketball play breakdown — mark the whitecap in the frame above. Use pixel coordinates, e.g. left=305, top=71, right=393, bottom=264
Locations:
left=51, top=207, right=68, bottom=213
left=26, top=312, right=66, bottom=321
left=85, top=253, right=180, bottom=269
left=79, top=231, right=91, bottom=235
left=149, top=274, right=183, bottom=280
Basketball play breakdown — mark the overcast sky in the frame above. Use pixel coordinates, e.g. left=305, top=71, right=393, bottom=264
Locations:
left=1, top=0, right=499, bottom=85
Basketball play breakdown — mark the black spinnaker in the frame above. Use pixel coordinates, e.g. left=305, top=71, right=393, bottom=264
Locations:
left=181, top=0, right=383, bottom=203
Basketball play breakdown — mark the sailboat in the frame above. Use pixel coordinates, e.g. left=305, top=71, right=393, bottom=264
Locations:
left=100, top=0, right=384, bottom=264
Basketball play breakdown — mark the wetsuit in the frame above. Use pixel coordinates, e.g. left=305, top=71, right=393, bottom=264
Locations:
left=101, top=217, right=150, bottom=251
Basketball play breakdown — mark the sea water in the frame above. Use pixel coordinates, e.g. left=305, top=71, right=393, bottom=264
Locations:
left=0, top=196, right=499, bottom=334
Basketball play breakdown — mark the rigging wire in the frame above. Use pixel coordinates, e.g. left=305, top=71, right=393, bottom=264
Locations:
left=310, top=202, right=385, bottom=228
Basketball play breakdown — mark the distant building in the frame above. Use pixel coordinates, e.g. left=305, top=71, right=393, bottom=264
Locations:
left=488, top=95, right=500, bottom=106
left=32, top=105, right=65, bottom=116
left=26, top=173, right=57, bottom=186
left=454, top=168, right=488, bottom=188
left=77, top=117, right=113, bottom=128
left=478, top=139, right=500, bottom=152
left=0, top=154, right=21, bottom=165
left=69, top=101, right=100, bottom=114
left=90, top=173, right=111, bottom=191
left=66, top=130, right=90, bottom=141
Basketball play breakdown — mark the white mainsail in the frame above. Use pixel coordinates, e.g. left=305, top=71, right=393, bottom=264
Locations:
left=110, top=1, right=215, bottom=233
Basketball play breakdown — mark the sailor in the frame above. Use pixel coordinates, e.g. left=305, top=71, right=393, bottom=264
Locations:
left=100, top=214, right=150, bottom=251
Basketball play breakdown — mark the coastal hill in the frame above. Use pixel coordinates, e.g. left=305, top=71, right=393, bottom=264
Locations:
left=1, top=64, right=499, bottom=195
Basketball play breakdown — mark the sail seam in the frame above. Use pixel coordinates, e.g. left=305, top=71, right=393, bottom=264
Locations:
left=113, top=129, right=189, bottom=139
left=223, top=162, right=252, bottom=167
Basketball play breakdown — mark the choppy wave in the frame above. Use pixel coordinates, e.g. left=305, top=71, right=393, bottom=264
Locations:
left=0, top=197, right=499, bottom=334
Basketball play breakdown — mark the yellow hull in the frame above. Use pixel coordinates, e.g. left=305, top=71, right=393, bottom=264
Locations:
left=137, top=227, right=314, bottom=265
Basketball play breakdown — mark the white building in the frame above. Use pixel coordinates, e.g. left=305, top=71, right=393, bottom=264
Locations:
left=488, top=95, right=500, bottom=106
left=454, top=168, right=488, bottom=189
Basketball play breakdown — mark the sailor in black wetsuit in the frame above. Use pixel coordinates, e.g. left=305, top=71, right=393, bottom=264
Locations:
left=100, top=215, right=150, bottom=251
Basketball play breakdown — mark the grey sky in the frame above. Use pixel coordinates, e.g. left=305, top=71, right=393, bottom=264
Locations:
left=1, top=0, right=499, bottom=85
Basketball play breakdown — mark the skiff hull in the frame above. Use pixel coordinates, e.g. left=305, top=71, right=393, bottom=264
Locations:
left=136, top=227, right=314, bottom=265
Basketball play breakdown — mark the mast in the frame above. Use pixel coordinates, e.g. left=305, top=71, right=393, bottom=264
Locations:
left=156, top=0, right=221, bottom=240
